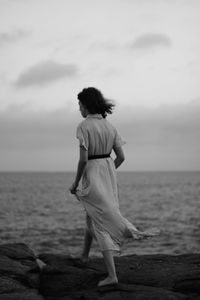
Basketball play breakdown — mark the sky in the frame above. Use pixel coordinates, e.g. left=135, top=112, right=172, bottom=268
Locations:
left=0, top=0, right=200, bottom=171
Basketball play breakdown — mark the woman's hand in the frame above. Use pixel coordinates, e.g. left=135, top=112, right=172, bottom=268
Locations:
left=70, top=147, right=87, bottom=195
left=69, top=182, right=78, bottom=194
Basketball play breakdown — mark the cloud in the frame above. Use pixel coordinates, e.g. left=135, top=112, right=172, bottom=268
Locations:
left=0, top=100, right=199, bottom=171
left=131, top=33, right=172, bottom=50
left=112, top=100, right=200, bottom=170
left=15, top=60, right=78, bottom=88
left=0, top=29, right=31, bottom=47
left=0, top=107, right=79, bottom=171
left=0, top=106, right=78, bottom=151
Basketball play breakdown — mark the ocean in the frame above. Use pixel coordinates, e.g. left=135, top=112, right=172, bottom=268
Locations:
left=0, top=171, right=199, bottom=257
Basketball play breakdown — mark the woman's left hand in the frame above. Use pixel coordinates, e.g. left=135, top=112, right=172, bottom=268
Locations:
left=69, top=182, right=78, bottom=194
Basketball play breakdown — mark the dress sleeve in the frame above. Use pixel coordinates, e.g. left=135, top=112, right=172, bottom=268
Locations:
left=113, top=128, right=126, bottom=149
left=76, top=123, right=89, bottom=150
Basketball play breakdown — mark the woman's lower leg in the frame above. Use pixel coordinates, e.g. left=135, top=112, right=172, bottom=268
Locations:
left=98, top=250, right=118, bottom=286
left=81, top=229, right=93, bottom=261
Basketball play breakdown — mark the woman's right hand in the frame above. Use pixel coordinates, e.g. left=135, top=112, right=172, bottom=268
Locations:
left=69, top=182, right=78, bottom=194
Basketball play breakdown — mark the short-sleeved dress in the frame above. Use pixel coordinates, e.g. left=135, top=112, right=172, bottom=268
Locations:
left=75, top=114, right=158, bottom=253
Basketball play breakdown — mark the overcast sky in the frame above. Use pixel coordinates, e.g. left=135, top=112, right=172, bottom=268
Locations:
left=0, top=0, right=200, bottom=171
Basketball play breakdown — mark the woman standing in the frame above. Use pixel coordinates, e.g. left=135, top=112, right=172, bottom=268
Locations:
left=70, top=87, right=158, bottom=287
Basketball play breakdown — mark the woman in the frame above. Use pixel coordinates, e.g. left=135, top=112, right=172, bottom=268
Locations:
left=70, top=87, right=158, bottom=287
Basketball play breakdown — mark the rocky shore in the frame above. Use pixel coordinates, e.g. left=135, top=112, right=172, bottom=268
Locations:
left=0, top=243, right=200, bottom=300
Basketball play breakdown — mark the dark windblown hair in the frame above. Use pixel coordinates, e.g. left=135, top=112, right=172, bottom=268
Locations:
left=77, top=87, right=115, bottom=118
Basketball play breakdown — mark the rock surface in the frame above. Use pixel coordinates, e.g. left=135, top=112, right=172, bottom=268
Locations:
left=1, top=243, right=200, bottom=300
left=0, top=243, right=44, bottom=299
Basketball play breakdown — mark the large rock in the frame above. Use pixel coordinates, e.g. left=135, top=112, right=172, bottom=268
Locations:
left=1, top=243, right=200, bottom=300
left=39, top=252, right=200, bottom=300
left=0, top=243, right=44, bottom=300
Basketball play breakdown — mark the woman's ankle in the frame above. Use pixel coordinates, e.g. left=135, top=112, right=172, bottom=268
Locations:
left=98, top=275, right=118, bottom=287
left=108, top=274, right=118, bottom=281
left=81, top=254, right=89, bottom=262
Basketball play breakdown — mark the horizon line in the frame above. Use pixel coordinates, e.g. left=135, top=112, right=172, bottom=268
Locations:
left=0, top=170, right=199, bottom=173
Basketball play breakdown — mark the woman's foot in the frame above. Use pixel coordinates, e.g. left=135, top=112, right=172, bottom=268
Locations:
left=80, top=255, right=89, bottom=264
left=73, top=255, right=89, bottom=268
left=68, top=255, right=89, bottom=268
left=98, top=276, right=118, bottom=287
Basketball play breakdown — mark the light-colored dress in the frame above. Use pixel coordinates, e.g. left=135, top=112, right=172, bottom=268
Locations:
left=76, top=114, right=158, bottom=253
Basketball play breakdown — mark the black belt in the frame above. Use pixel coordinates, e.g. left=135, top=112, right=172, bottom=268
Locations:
left=88, top=153, right=111, bottom=160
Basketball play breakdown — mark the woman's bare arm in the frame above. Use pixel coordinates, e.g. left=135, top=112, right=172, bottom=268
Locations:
left=74, top=146, right=88, bottom=186
left=70, top=146, right=88, bottom=194
left=113, top=146, right=125, bottom=169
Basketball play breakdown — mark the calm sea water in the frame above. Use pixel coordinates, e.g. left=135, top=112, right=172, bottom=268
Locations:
left=0, top=172, right=199, bottom=256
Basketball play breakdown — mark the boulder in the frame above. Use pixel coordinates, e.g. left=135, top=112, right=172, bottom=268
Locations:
left=1, top=243, right=200, bottom=300
left=39, top=252, right=200, bottom=300
left=0, top=243, right=44, bottom=300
